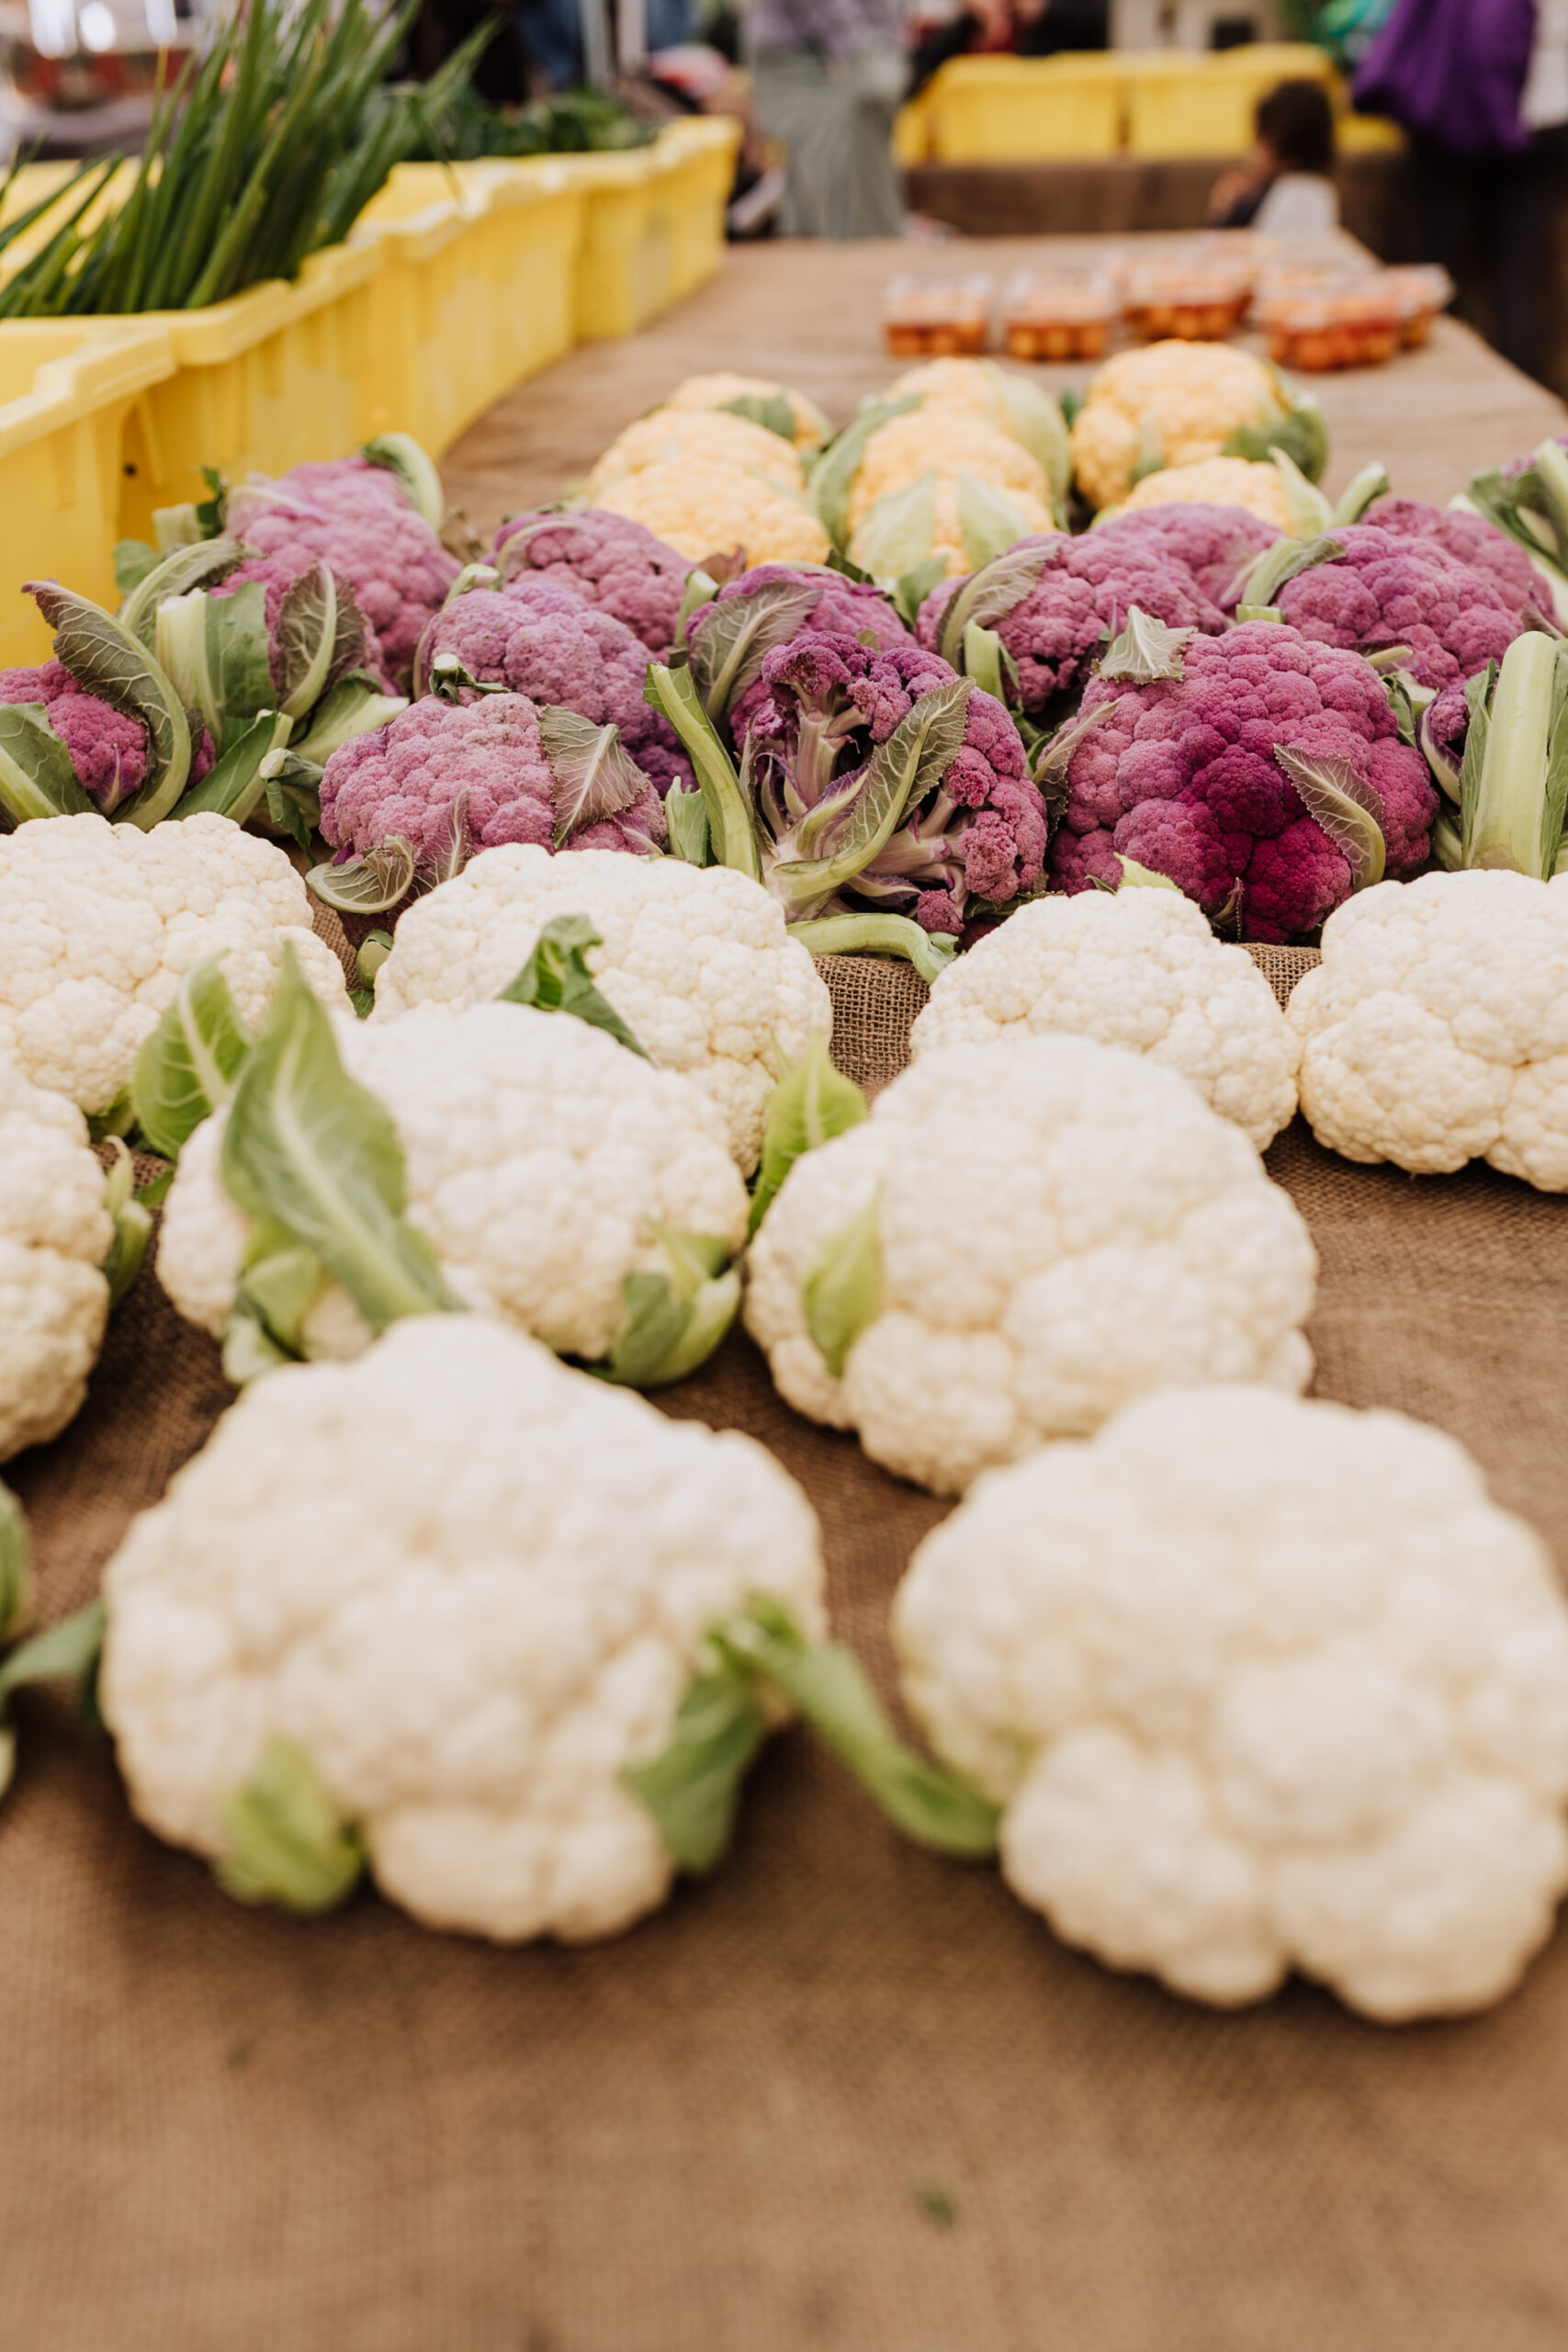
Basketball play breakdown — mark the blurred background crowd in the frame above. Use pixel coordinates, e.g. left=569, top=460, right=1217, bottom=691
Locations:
left=3, top=0, right=1562, bottom=386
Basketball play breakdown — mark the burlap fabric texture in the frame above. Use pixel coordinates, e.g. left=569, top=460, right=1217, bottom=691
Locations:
left=5, top=949, right=1568, bottom=2352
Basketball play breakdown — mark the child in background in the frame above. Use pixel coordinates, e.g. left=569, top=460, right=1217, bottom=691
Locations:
left=1209, top=79, right=1340, bottom=235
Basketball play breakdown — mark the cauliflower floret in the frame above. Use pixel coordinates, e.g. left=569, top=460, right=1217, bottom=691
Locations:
left=491, top=509, right=691, bottom=655
left=1288, top=868, right=1568, bottom=1186
left=1050, top=621, right=1438, bottom=944
left=895, top=1385, right=1568, bottom=2019
left=0, top=814, right=349, bottom=1117
left=223, top=456, right=459, bottom=691
left=1071, top=345, right=1288, bottom=513
left=318, top=692, right=666, bottom=877
left=1115, top=457, right=1292, bottom=533
left=658, top=371, right=832, bottom=449
left=910, top=889, right=1300, bottom=1149
left=883, top=360, right=1072, bottom=501
left=0, top=1057, right=112, bottom=1459
left=417, top=579, right=689, bottom=799
left=370, top=845, right=832, bottom=1174
left=98, top=1315, right=826, bottom=1942
left=915, top=530, right=1225, bottom=714
left=1366, top=495, right=1542, bottom=621
left=1088, top=501, right=1280, bottom=606
left=846, top=410, right=1049, bottom=538
left=745, top=1034, right=1315, bottom=1494
left=157, top=1000, right=750, bottom=1363
left=588, top=408, right=807, bottom=500
left=593, top=458, right=831, bottom=569
left=850, top=472, right=1056, bottom=584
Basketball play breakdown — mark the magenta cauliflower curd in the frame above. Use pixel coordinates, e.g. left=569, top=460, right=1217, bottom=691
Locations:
left=915, top=530, right=1226, bottom=716
left=0, top=659, right=212, bottom=818
left=320, top=694, right=666, bottom=877
left=1050, top=621, right=1438, bottom=942
left=491, top=508, right=692, bottom=656
left=1271, top=524, right=1523, bottom=690
left=1087, top=503, right=1280, bottom=607
left=1364, top=495, right=1543, bottom=621
left=741, top=632, right=1045, bottom=935
left=1, top=659, right=153, bottom=813
left=222, top=457, right=459, bottom=691
left=418, top=580, right=691, bottom=798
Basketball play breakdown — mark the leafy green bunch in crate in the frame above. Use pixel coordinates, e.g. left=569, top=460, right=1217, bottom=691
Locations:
left=0, top=0, right=491, bottom=320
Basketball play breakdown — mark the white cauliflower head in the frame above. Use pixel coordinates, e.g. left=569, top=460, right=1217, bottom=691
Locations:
left=744, top=1034, right=1315, bottom=1494
left=157, top=999, right=750, bottom=1366
left=0, top=1057, right=113, bottom=1459
left=911, top=888, right=1300, bottom=1150
left=0, top=813, right=348, bottom=1118
left=896, top=1385, right=1568, bottom=2020
left=1289, top=869, right=1568, bottom=1186
left=370, top=844, right=832, bottom=1173
left=98, top=1315, right=826, bottom=1942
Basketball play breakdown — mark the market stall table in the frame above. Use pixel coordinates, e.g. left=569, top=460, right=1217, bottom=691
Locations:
left=6, top=243, right=1568, bottom=2352
left=443, top=233, right=1568, bottom=526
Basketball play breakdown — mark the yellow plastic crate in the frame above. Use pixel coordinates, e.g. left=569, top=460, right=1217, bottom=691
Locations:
left=660, top=117, right=741, bottom=300
left=569, top=117, right=739, bottom=341
left=352, top=159, right=583, bottom=453
left=112, top=241, right=386, bottom=542
left=0, top=319, right=175, bottom=664
left=923, top=56, right=1127, bottom=164
left=1124, top=42, right=1335, bottom=158
left=1336, top=110, right=1404, bottom=152
left=894, top=88, right=935, bottom=166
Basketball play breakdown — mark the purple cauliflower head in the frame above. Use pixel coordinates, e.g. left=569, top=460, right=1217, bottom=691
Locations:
left=417, top=578, right=691, bottom=797
left=1050, top=621, right=1438, bottom=942
left=0, top=659, right=149, bottom=813
left=1079, top=503, right=1281, bottom=608
left=222, top=457, right=459, bottom=691
left=1273, top=524, right=1523, bottom=689
left=0, top=658, right=212, bottom=815
left=744, top=631, right=1045, bottom=933
left=914, top=531, right=1227, bottom=716
left=491, top=508, right=691, bottom=656
left=208, top=549, right=382, bottom=695
left=319, top=693, right=666, bottom=881
left=691, top=561, right=912, bottom=745
left=1364, top=495, right=1543, bottom=621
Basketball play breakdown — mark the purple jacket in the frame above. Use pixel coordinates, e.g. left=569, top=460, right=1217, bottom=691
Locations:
left=1354, top=0, right=1535, bottom=154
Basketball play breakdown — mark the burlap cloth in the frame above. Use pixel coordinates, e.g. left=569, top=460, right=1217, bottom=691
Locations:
left=6, top=950, right=1568, bottom=2352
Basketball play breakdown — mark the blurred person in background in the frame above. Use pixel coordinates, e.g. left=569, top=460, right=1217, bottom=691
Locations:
left=749, top=0, right=906, bottom=235
left=1208, top=78, right=1340, bottom=232
left=908, top=0, right=1104, bottom=96
left=908, top=0, right=1014, bottom=98
left=1013, top=0, right=1107, bottom=54
left=1355, top=0, right=1565, bottom=381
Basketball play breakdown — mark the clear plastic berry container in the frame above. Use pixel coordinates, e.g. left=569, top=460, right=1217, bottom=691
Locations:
left=999, top=270, right=1119, bottom=362
left=1373, top=265, right=1456, bottom=348
left=881, top=275, right=993, bottom=359
left=1257, top=280, right=1402, bottom=371
left=1122, top=257, right=1252, bottom=342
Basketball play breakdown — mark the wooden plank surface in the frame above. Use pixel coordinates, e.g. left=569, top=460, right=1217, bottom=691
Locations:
left=442, top=233, right=1568, bottom=533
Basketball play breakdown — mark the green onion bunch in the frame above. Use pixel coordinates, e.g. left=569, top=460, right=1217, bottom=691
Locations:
left=0, top=0, right=491, bottom=320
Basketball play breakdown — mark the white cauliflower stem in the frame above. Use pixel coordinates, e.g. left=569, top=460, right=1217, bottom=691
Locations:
left=98, top=1317, right=825, bottom=1941
left=369, top=844, right=832, bottom=1173
left=1289, top=869, right=1568, bottom=1186
left=911, top=888, right=1300, bottom=1149
left=745, top=1034, right=1315, bottom=1494
left=0, top=813, right=348, bottom=1116
left=895, top=1386, right=1568, bottom=2020
left=0, top=1057, right=113, bottom=1459
left=157, top=1001, right=749, bottom=1364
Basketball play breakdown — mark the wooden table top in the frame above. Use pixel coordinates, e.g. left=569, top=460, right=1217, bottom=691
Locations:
left=442, top=232, right=1568, bottom=534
